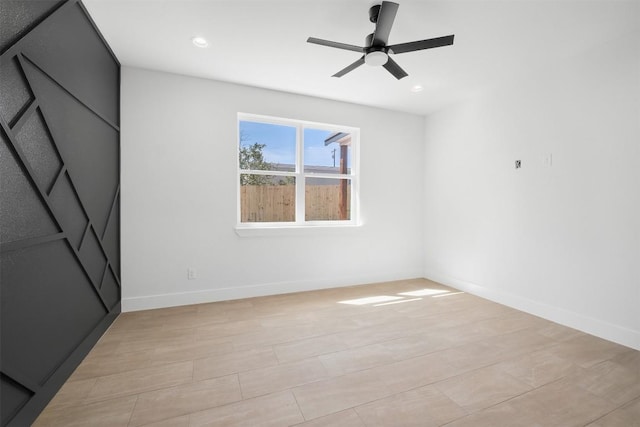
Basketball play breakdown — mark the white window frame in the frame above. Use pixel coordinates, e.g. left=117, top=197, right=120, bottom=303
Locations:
left=236, top=113, right=360, bottom=232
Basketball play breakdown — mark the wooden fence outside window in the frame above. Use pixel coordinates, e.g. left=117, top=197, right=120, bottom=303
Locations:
left=240, top=185, right=351, bottom=222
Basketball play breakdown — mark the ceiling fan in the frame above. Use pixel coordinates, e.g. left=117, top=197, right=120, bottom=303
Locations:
left=307, top=1, right=454, bottom=80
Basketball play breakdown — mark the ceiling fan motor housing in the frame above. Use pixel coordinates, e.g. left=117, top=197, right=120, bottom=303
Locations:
left=369, top=4, right=381, bottom=23
left=366, top=33, right=383, bottom=48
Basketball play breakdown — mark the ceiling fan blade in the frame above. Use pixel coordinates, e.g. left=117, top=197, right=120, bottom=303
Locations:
left=387, top=35, right=454, bottom=54
left=372, top=1, right=399, bottom=46
left=332, top=56, right=365, bottom=77
left=382, top=57, right=408, bottom=80
left=307, top=37, right=363, bottom=53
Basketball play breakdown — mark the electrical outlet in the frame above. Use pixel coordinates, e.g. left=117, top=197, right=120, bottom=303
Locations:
left=187, top=268, right=197, bottom=280
left=515, top=160, right=521, bottom=169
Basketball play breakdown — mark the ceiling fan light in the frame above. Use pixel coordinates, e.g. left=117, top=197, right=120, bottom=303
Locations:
left=365, top=51, right=388, bottom=66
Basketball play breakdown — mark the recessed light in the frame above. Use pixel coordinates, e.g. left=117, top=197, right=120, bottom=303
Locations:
left=191, top=37, right=208, bottom=48
left=410, top=84, right=424, bottom=93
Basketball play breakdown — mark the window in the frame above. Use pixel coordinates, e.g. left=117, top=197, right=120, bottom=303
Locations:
left=238, top=113, right=359, bottom=227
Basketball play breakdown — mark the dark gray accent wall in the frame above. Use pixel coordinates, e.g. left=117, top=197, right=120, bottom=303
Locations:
left=0, top=1, right=120, bottom=425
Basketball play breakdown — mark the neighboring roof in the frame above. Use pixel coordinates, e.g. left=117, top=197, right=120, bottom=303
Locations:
left=325, top=132, right=351, bottom=146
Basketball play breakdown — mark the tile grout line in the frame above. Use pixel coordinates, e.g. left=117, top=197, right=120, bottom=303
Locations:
left=290, top=388, right=306, bottom=422
left=125, top=395, right=140, bottom=427
left=237, top=372, right=247, bottom=400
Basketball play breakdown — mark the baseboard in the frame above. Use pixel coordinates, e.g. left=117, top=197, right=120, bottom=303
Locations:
left=121, top=272, right=423, bottom=312
left=426, top=272, right=640, bottom=351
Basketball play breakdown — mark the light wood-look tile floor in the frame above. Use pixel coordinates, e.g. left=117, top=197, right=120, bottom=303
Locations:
left=35, top=279, right=640, bottom=426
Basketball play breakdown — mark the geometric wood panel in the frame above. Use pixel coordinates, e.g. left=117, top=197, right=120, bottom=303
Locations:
left=0, top=1, right=120, bottom=425
left=102, top=194, right=121, bottom=277
left=0, top=131, right=60, bottom=243
left=0, top=1, right=64, bottom=55
left=48, top=172, right=89, bottom=250
left=0, top=374, right=33, bottom=427
left=17, top=1, right=120, bottom=126
left=78, top=226, right=109, bottom=288
left=0, top=241, right=108, bottom=386
left=0, top=55, right=34, bottom=125
left=101, top=267, right=121, bottom=311
left=21, top=56, right=120, bottom=235
left=13, top=108, right=63, bottom=192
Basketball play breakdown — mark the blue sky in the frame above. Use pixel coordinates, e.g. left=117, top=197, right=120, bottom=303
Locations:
left=239, top=121, right=351, bottom=169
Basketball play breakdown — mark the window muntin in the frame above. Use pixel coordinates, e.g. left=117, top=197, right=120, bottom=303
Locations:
left=238, top=114, right=358, bottom=226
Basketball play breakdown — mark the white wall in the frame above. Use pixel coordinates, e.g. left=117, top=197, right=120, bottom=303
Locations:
left=121, top=67, right=425, bottom=311
left=423, top=29, right=640, bottom=350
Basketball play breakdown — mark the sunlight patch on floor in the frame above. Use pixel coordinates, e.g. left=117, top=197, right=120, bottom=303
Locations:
left=338, top=295, right=404, bottom=305
left=338, top=288, right=464, bottom=307
left=398, top=289, right=450, bottom=297
left=432, top=291, right=465, bottom=298
left=373, top=297, right=423, bottom=307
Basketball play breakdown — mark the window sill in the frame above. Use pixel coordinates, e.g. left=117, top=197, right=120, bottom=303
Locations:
left=235, top=223, right=363, bottom=237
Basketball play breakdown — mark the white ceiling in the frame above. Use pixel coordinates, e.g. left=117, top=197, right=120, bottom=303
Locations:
left=83, top=0, right=638, bottom=116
